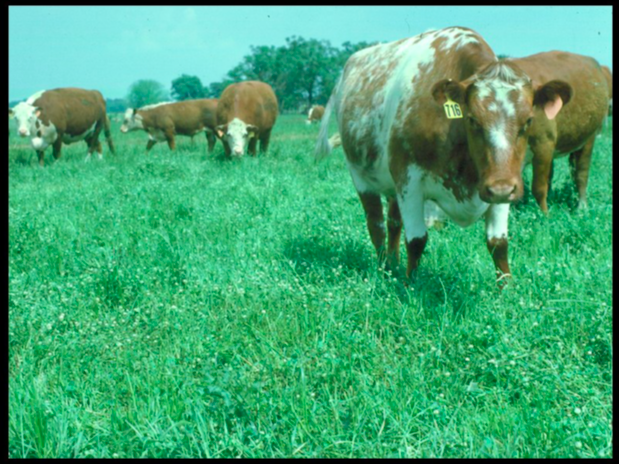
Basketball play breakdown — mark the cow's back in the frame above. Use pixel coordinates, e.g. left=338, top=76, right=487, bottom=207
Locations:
left=217, top=81, right=278, bottom=130
left=146, top=99, right=218, bottom=134
left=336, top=28, right=495, bottom=173
left=34, top=88, right=106, bottom=134
left=512, top=52, right=610, bottom=153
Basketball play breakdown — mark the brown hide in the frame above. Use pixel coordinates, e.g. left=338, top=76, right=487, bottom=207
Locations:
left=33, top=88, right=108, bottom=139
left=137, top=99, right=218, bottom=136
left=308, top=105, right=325, bottom=122
left=511, top=51, right=611, bottom=211
left=216, top=81, right=278, bottom=133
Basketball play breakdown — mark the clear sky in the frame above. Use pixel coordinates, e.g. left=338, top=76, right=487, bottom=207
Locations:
left=8, top=6, right=613, bottom=102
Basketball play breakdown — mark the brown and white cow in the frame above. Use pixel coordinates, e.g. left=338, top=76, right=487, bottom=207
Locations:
left=315, top=26, right=571, bottom=285
left=10, top=88, right=115, bottom=166
left=215, top=81, right=278, bottom=157
left=306, top=105, right=325, bottom=124
left=510, top=52, right=611, bottom=212
left=601, top=65, right=612, bottom=124
left=120, top=99, right=219, bottom=153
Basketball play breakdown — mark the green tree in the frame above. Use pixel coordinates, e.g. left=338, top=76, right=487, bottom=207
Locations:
left=126, top=79, right=169, bottom=108
left=171, top=74, right=206, bottom=101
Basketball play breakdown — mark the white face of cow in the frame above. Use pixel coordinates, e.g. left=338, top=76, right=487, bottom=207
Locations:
left=217, top=118, right=258, bottom=156
left=120, top=109, right=144, bottom=133
left=11, top=101, right=58, bottom=150
left=11, top=102, right=38, bottom=137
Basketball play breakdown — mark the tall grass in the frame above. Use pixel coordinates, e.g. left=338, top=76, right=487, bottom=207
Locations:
left=8, top=115, right=612, bottom=458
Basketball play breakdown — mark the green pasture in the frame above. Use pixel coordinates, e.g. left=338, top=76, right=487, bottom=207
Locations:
left=8, top=114, right=612, bottom=458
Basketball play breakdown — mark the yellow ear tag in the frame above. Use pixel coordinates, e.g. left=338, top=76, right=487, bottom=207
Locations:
left=443, top=98, right=463, bottom=119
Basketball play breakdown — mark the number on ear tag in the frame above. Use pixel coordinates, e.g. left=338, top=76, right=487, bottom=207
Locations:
left=443, top=98, right=463, bottom=119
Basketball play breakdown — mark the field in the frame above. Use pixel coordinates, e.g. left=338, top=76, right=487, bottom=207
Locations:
left=8, top=114, right=612, bottom=458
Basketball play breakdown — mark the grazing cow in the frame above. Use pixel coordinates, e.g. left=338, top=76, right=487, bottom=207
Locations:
left=315, top=26, right=571, bottom=285
left=511, top=52, right=611, bottom=212
left=306, top=105, right=325, bottom=124
left=215, top=81, right=278, bottom=157
left=120, top=99, right=219, bottom=153
left=10, top=88, right=115, bottom=166
left=601, top=65, right=612, bottom=121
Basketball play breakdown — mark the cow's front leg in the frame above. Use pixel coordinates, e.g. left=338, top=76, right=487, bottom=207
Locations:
left=205, top=131, right=217, bottom=153
left=36, top=150, right=45, bottom=167
left=357, top=192, right=386, bottom=263
left=146, top=139, right=157, bottom=152
left=386, top=197, right=402, bottom=270
left=396, top=176, right=428, bottom=278
left=51, top=138, right=63, bottom=161
left=485, top=203, right=511, bottom=287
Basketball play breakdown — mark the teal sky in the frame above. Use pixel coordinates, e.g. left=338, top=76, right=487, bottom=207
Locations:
left=8, top=6, right=613, bottom=102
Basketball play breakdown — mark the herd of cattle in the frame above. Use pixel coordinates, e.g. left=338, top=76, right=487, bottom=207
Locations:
left=9, top=26, right=612, bottom=287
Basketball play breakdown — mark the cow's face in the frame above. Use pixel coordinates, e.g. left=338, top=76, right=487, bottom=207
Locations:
left=11, top=102, right=38, bottom=137
left=216, top=118, right=258, bottom=156
left=432, top=61, right=572, bottom=204
left=120, top=109, right=144, bottom=133
left=10, top=102, right=57, bottom=150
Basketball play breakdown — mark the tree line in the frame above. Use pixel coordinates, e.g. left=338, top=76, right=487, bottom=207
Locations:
left=121, top=36, right=376, bottom=113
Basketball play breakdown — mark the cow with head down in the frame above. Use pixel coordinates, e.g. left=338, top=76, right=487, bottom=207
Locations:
left=315, top=26, right=571, bottom=286
left=306, top=105, right=325, bottom=124
left=10, top=88, right=115, bottom=166
left=215, top=81, right=278, bottom=157
left=120, top=99, right=219, bottom=153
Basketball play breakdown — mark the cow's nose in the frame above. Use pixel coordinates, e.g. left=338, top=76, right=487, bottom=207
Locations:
left=18, top=128, right=28, bottom=136
left=233, top=148, right=243, bottom=155
left=485, top=182, right=517, bottom=202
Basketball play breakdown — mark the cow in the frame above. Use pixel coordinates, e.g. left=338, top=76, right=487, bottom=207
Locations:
left=120, top=99, right=219, bottom=153
left=315, top=26, right=571, bottom=286
left=601, top=65, right=612, bottom=123
left=306, top=105, right=325, bottom=124
left=215, top=81, right=278, bottom=157
left=10, top=88, right=115, bottom=166
left=510, top=52, right=611, bottom=212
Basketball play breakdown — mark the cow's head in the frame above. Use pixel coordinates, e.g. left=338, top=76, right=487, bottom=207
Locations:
left=216, top=117, right=258, bottom=156
left=432, top=61, right=572, bottom=204
left=120, top=108, right=144, bottom=133
left=11, top=102, right=39, bottom=137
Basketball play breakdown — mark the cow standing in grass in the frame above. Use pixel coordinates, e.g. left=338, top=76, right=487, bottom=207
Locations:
left=120, top=99, right=219, bottom=153
left=315, top=26, right=571, bottom=285
left=215, top=81, right=278, bottom=157
left=10, top=88, right=115, bottom=166
left=306, top=105, right=325, bottom=124
left=510, top=52, right=611, bottom=212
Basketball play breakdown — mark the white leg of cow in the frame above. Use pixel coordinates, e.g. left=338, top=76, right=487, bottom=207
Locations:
left=485, top=203, right=511, bottom=286
left=397, top=167, right=428, bottom=277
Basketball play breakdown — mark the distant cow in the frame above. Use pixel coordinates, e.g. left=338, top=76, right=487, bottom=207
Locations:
left=215, top=81, right=278, bottom=157
left=315, top=27, right=570, bottom=285
left=120, top=99, right=219, bottom=153
left=511, top=52, right=611, bottom=212
left=306, top=105, right=325, bottom=124
left=10, top=88, right=115, bottom=166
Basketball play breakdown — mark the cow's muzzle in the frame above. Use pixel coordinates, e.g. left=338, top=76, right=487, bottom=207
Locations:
left=480, top=179, right=522, bottom=203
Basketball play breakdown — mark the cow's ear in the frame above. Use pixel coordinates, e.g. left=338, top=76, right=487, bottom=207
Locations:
left=533, top=80, right=572, bottom=120
left=432, top=79, right=466, bottom=106
left=247, top=124, right=258, bottom=138
left=9, top=108, right=14, bottom=118
left=216, top=124, right=227, bottom=138
left=35, top=109, right=41, bottom=118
